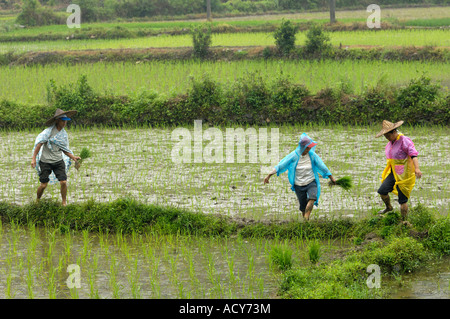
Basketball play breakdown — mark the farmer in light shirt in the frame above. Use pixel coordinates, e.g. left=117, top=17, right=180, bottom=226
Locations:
left=31, top=109, right=81, bottom=206
left=264, top=133, right=336, bottom=221
left=375, top=120, right=422, bottom=220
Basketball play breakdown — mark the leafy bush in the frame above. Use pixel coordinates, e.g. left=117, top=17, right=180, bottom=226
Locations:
left=16, top=0, right=64, bottom=26
left=273, top=19, right=297, bottom=56
left=364, top=237, right=427, bottom=273
left=303, top=24, right=332, bottom=58
left=408, top=203, right=436, bottom=231
left=395, top=75, right=442, bottom=124
left=47, top=75, right=97, bottom=119
left=424, top=217, right=450, bottom=255
left=191, top=23, right=212, bottom=59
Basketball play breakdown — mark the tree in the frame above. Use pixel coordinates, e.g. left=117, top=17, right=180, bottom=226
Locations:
left=16, top=0, right=61, bottom=26
left=206, top=0, right=211, bottom=21
left=192, top=23, right=212, bottom=59
left=273, top=19, right=297, bottom=56
left=304, top=24, right=332, bottom=57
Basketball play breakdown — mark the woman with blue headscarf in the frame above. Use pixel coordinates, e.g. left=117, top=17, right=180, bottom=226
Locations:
left=264, top=133, right=336, bottom=220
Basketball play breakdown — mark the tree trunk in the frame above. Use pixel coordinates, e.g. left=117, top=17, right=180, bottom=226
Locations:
left=329, top=0, right=336, bottom=24
left=207, top=0, right=212, bottom=21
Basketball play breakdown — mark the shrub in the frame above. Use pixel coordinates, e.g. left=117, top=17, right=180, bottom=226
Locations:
left=303, top=23, right=332, bottom=58
left=408, top=203, right=436, bottom=231
left=364, top=237, right=427, bottom=273
left=395, top=75, right=442, bottom=124
left=47, top=75, right=97, bottom=119
left=191, top=23, right=212, bottom=59
left=16, top=0, right=63, bottom=26
left=186, top=75, right=225, bottom=122
left=425, top=217, right=450, bottom=255
left=273, top=19, right=297, bottom=56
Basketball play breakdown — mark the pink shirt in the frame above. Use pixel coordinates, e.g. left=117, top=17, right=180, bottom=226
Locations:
left=385, top=134, right=419, bottom=160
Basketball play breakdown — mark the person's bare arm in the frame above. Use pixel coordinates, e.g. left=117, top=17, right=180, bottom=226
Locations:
left=31, top=143, right=43, bottom=168
left=264, top=168, right=277, bottom=184
left=412, top=157, right=422, bottom=178
left=63, top=151, right=81, bottom=162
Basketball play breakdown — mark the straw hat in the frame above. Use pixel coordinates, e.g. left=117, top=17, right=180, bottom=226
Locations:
left=375, top=120, right=404, bottom=138
left=45, top=108, right=77, bottom=126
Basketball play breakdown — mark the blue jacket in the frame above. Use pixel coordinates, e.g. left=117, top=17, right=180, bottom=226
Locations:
left=274, top=133, right=332, bottom=206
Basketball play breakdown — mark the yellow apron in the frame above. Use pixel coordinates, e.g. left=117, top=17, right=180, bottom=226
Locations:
left=381, top=156, right=416, bottom=198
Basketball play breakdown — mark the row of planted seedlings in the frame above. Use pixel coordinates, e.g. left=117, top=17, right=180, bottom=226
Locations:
left=0, top=211, right=353, bottom=299
left=2, top=59, right=450, bottom=105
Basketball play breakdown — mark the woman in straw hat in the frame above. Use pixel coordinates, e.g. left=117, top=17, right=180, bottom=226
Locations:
left=264, top=133, right=336, bottom=221
left=375, top=120, right=422, bottom=220
left=31, top=109, right=81, bottom=206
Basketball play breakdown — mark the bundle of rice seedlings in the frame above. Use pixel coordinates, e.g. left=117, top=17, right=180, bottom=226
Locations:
left=329, top=176, right=353, bottom=191
left=80, top=147, right=91, bottom=160
left=75, top=147, right=92, bottom=170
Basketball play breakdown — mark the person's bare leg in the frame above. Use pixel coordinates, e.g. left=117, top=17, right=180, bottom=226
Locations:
left=303, top=199, right=315, bottom=221
left=378, top=194, right=393, bottom=214
left=60, top=180, right=67, bottom=206
left=37, top=183, right=48, bottom=202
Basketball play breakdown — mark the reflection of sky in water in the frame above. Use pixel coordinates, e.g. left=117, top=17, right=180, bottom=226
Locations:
left=0, top=126, right=449, bottom=221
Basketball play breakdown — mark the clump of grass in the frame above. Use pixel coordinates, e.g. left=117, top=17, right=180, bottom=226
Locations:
left=329, top=176, right=353, bottom=191
left=270, top=245, right=293, bottom=271
left=408, top=203, right=436, bottom=231
left=307, top=240, right=321, bottom=264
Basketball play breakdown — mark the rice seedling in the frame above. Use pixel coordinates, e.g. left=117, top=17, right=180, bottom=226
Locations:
left=46, top=268, right=58, bottom=299
left=108, top=254, right=122, bottom=299
left=128, top=257, right=141, bottom=299
left=307, top=240, right=322, bottom=265
left=269, top=245, right=293, bottom=271
left=75, top=147, right=92, bottom=171
left=26, top=267, right=35, bottom=299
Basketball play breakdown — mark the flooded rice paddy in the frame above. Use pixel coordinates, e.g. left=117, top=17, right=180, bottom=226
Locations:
left=0, top=223, right=447, bottom=299
left=0, top=223, right=281, bottom=299
left=0, top=124, right=448, bottom=221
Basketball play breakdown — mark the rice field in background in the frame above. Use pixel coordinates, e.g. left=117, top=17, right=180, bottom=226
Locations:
left=1, top=5, right=449, bottom=37
left=1, top=29, right=449, bottom=53
left=1, top=59, right=449, bottom=105
left=1, top=124, right=448, bottom=222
